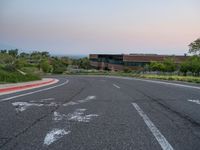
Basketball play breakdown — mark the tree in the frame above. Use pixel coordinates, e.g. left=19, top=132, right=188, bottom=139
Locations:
left=51, top=59, right=66, bottom=74
left=79, top=57, right=90, bottom=69
left=20, top=52, right=30, bottom=58
left=163, top=58, right=176, bottom=72
left=180, top=56, right=200, bottom=76
left=180, top=61, right=189, bottom=76
left=189, top=56, right=200, bottom=75
left=149, top=61, right=165, bottom=72
left=39, top=59, right=52, bottom=73
left=189, top=38, right=200, bottom=55
left=41, top=51, right=50, bottom=57
left=8, top=49, right=18, bottom=57
left=0, top=53, right=14, bottom=65
left=15, top=58, right=27, bottom=69
left=0, top=50, right=7, bottom=54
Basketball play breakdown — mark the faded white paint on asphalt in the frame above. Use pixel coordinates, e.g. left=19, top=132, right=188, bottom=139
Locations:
left=63, top=101, right=78, bottom=106
left=78, top=96, right=96, bottom=103
left=132, top=103, right=174, bottom=150
left=48, top=108, right=99, bottom=146
left=12, top=101, right=58, bottom=112
left=53, top=111, right=66, bottom=121
left=53, top=109, right=99, bottom=123
left=43, top=129, right=70, bottom=146
left=30, top=98, right=55, bottom=103
left=12, top=95, right=96, bottom=112
left=67, top=108, right=99, bottom=122
left=188, top=99, right=200, bottom=105
left=113, top=84, right=120, bottom=89
left=12, top=102, right=44, bottom=112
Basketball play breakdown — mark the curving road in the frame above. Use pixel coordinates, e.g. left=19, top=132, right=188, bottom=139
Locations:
left=0, top=76, right=200, bottom=150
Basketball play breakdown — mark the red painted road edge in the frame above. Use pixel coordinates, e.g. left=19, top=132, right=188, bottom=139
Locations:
left=0, top=79, right=56, bottom=93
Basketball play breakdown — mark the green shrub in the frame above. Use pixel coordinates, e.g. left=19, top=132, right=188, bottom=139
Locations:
left=0, top=69, right=41, bottom=83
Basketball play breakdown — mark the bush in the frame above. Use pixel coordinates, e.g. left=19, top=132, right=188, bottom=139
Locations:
left=0, top=69, right=41, bottom=83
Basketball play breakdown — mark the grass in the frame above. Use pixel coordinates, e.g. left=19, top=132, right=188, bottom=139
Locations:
left=0, top=69, right=41, bottom=83
left=65, top=69, right=200, bottom=84
left=137, top=74, right=200, bottom=83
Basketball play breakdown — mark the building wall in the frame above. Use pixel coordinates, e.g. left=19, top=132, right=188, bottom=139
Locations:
left=123, top=55, right=188, bottom=63
left=89, top=54, right=189, bottom=71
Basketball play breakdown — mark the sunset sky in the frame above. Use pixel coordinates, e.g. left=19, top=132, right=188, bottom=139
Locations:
left=0, top=0, right=200, bottom=55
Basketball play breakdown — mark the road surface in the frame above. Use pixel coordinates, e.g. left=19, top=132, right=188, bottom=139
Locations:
left=0, top=76, right=200, bottom=150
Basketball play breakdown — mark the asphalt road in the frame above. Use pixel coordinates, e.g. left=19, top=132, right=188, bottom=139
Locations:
left=0, top=76, right=200, bottom=150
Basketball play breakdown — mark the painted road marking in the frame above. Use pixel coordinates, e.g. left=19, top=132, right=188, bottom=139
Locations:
left=78, top=95, right=96, bottom=103
left=44, top=129, right=70, bottom=146
left=53, top=109, right=99, bottom=123
left=107, top=76, right=200, bottom=90
left=63, top=101, right=78, bottom=107
left=188, top=99, right=200, bottom=105
left=12, top=102, right=44, bottom=112
left=11, top=95, right=96, bottom=112
left=132, top=103, right=174, bottom=150
left=46, top=108, right=99, bottom=146
left=0, top=80, right=69, bottom=102
left=113, top=84, right=120, bottom=89
left=30, top=98, right=55, bottom=103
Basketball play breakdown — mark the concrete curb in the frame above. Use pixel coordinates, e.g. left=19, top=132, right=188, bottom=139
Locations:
left=0, top=79, right=57, bottom=93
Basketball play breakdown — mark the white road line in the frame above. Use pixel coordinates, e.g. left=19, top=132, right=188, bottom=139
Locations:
left=113, top=84, right=120, bottom=89
left=188, top=99, right=200, bottom=105
left=0, top=80, right=69, bottom=102
left=107, top=76, right=200, bottom=90
left=132, top=103, right=174, bottom=150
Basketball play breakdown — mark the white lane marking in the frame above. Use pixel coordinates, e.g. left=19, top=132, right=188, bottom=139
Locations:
left=107, top=76, right=200, bottom=90
left=188, top=99, right=200, bottom=105
left=132, top=103, right=174, bottom=150
left=78, top=96, right=96, bottom=103
left=0, top=80, right=69, bottom=102
left=43, top=129, right=70, bottom=146
left=113, top=84, right=120, bottom=89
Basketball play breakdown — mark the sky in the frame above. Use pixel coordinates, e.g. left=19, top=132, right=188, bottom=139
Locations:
left=0, top=0, right=200, bottom=55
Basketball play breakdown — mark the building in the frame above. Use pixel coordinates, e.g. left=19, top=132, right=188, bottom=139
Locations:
left=89, top=54, right=188, bottom=71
